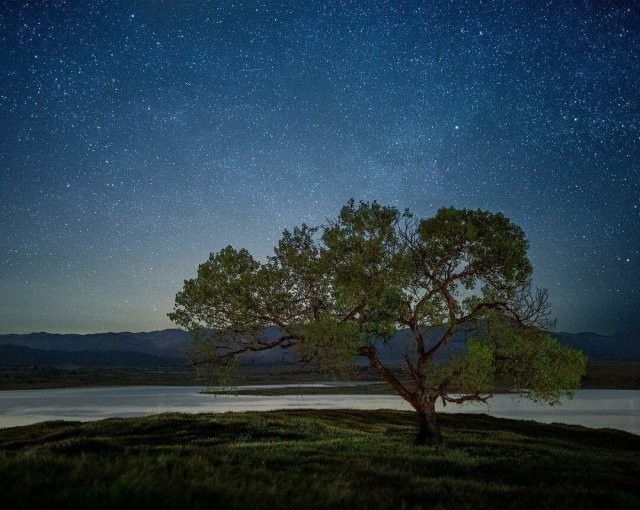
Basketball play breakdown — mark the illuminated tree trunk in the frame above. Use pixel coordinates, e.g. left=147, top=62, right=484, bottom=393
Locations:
left=416, top=401, right=442, bottom=446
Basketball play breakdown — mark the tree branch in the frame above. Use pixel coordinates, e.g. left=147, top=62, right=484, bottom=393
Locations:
left=190, top=334, right=298, bottom=366
left=360, top=346, right=416, bottom=405
left=441, top=393, right=491, bottom=405
left=342, top=302, right=365, bottom=322
left=423, top=325, right=457, bottom=360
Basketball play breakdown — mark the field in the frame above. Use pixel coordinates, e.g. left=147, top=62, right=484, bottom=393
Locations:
left=0, top=410, right=638, bottom=509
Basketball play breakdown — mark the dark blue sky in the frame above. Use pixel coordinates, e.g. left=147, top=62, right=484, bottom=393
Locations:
left=1, top=1, right=638, bottom=334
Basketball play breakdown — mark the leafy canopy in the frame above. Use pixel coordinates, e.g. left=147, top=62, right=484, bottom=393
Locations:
left=170, top=200, right=586, bottom=409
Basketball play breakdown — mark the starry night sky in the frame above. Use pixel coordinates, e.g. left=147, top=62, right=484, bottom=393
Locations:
left=1, top=1, right=638, bottom=335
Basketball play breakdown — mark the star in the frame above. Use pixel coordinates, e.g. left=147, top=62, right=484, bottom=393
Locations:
left=0, top=0, right=637, bottom=334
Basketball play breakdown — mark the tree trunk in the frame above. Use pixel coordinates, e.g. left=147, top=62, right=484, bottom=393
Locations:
left=415, top=402, right=442, bottom=446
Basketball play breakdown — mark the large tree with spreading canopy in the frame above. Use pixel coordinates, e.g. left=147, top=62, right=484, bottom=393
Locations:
left=169, top=200, right=586, bottom=445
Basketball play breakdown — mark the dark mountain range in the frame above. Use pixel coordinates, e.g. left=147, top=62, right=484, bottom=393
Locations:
left=0, top=345, right=182, bottom=368
left=0, top=329, right=191, bottom=358
left=554, top=329, right=640, bottom=362
left=0, top=327, right=637, bottom=368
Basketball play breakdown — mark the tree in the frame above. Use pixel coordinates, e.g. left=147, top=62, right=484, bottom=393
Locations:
left=169, top=200, right=586, bottom=446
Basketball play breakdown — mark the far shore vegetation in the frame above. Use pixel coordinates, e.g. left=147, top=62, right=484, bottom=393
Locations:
left=1, top=362, right=638, bottom=391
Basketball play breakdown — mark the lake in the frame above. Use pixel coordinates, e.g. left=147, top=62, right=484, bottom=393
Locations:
left=0, top=386, right=637, bottom=435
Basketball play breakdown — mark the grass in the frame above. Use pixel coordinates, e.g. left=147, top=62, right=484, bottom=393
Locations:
left=0, top=410, right=638, bottom=509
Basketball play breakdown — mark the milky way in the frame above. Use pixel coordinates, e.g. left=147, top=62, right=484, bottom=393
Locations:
left=1, top=1, right=638, bottom=334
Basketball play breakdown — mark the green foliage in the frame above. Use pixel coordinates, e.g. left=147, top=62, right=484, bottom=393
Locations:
left=431, top=330, right=587, bottom=404
left=435, top=339, right=496, bottom=396
left=485, top=316, right=587, bottom=404
left=416, top=208, right=532, bottom=292
left=169, top=246, right=263, bottom=334
left=170, top=199, right=587, bottom=431
left=296, top=315, right=362, bottom=376
left=321, top=200, right=408, bottom=326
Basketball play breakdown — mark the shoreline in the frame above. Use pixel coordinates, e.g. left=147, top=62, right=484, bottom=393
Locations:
left=0, top=361, right=638, bottom=391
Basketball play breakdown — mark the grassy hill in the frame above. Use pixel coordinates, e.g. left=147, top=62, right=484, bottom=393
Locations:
left=0, top=410, right=638, bottom=509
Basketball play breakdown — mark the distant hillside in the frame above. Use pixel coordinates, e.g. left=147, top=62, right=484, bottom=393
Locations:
left=554, top=329, right=640, bottom=362
left=0, top=329, right=191, bottom=358
left=0, top=345, right=184, bottom=368
left=0, top=327, right=637, bottom=367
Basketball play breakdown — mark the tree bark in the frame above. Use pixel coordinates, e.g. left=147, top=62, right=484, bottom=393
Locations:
left=415, top=402, right=442, bottom=446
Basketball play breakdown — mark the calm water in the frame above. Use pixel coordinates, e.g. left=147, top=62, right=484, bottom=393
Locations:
left=0, top=386, right=637, bottom=435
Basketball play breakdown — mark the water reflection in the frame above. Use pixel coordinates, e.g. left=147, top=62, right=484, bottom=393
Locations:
left=0, top=386, right=637, bottom=435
